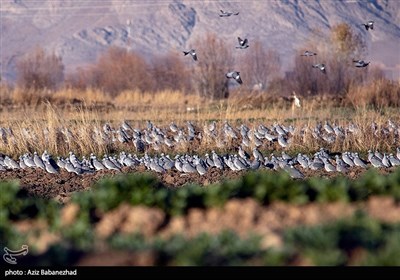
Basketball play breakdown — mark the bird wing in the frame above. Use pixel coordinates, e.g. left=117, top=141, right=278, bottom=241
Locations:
left=243, top=38, right=248, bottom=45
left=226, top=71, right=234, bottom=78
left=234, top=73, right=243, bottom=84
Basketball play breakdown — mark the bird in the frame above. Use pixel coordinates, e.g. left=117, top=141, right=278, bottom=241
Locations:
left=362, top=20, right=374, bottom=30
left=312, top=63, right=326, bottom=74
left=219, top=10, right=239, bottom=17
left=226, top=71, right=243, bottom=84
left=236, top=37, right=249, bottom=49
left=300, top=51, right=317, bottom=56
left=292, top=91, right=301, bottom=108
left=353, top=60, right=370, bottom=68
left=183, top=49, right=197, bottom=61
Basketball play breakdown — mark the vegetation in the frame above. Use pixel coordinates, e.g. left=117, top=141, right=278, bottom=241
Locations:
left=1, top=168, right=400, bottom=265
left=16, top=46, right=64, bottom=91
left=69, top=168, right=400, bottom=216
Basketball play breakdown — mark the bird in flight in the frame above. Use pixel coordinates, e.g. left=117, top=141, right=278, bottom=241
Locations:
left=219, top=10, right=239, bottom=17
left=362, top=20, right=374, bottom=30
left=226, top=71, right=243, bottom=84
left=300, top=50, right=317, bottom=56
left=183, top=49, right=197, bottom=61
left=353, top=60, right=370, bottom=67
left=236, top=37, right=249, bottom=49
left=312, top=63, right=326, bottom=74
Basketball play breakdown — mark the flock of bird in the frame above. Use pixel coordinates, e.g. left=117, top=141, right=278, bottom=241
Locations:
left=183, top=10, right=374, bottom=79
left=307, top=20, right=374, bottom=74
left=182, top=9, right=249, bottom=85
left=1, top=145, right=399, bottom=179
left=0, top=118, right=399, bottom=178
left=0, top=10, right=389, bottom=180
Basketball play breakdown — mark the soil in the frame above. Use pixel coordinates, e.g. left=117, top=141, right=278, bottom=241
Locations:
left=13, top=196, right=400, bottom=266
left=0, top=166, right=398, bottom=201
left=3, top=164, right=399, bottom=265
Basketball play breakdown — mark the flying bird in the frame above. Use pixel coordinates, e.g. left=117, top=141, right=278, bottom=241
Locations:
left=312, top=63, right=326, bottom=74
left=362, top=20, right=374, bottom=30
left=219, top=10, right=239, bottom=17
left=301, top=50, right=317, bottom=56
left=236, top=37, right=249, bottom=49
left=183, top=49, right=197, bottom=61
left=226, top=71, right=243, bottom=84
left=353, top=60, right=370, bottom=67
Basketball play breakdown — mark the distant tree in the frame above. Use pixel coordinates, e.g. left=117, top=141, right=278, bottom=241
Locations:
left=192, top=33, right=234, bottom=99
left=150, top=52, right=191, bottom=92
left=285, top=22, right=368, bottom=96
left=16, top=47, right=64, bottom=90
left=330, top=23, right=366, bottom=58
left=91, top=47, right=152, bottom=96
left=239, top=41, right=281, bottom=91
left=327, top=22, right=367, bottom=95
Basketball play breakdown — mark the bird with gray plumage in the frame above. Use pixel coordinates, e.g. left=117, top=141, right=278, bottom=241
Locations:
left=342, top=152, right=355, bottom=167
left=381, top=153, right=391, bottom=168
left=183, top=49, right=197, bottom=61
left=90, top=154, right=105, bottom=171
left=226, top=71, right=243, bottom=84
left=369, top=153, right=384, bottom=168
left=219, top=10, right=239, bottom=17
left=33, top=152, right=45, bottom=170
left=4, top=156, right=19, bottom=169
left=23, top=154, right=36, bottom=168
left=284, top=164, right=305, bottom=179
left=253, top=148, right=263, bottom=161
left=321, top=157, right=336, bottom=172
left=277, top=135, right=289, bottom=148
left=353, top=60, right=370, bottom=68
left=300, top=50, right=317, bottom=57
left=335, top=155, right=349, bottom=173
left=19, top=156, right=27, bottom=169
left=362, top=20, right=374, bottom=31
left=103, top=156, right=120, bottom=171
left=44, top=158, right=59, bottom=174
left=312, top=63, right=326, bottom=74
left=195, top=159, right=207, bottom=175
left=352, top=153, right=368, bottom=168
left=236, top=37, right=249, bottom=49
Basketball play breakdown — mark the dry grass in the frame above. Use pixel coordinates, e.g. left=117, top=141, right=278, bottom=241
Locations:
left=346, top=79, right=400, bottom=109
left=0, top=87, right=399, bottom=158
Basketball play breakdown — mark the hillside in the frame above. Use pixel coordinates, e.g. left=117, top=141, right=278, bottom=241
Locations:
left=1, top=0, right=399, bottom=82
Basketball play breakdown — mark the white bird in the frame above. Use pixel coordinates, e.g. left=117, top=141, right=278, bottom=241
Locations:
left=292, top=92, right=301, bottom=108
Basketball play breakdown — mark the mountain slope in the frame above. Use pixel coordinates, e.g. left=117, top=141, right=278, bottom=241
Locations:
left=1, top=0, right=399, bottom=82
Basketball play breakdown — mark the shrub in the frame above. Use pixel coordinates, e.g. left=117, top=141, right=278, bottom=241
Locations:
left=16, top=47, right=64, bottom=90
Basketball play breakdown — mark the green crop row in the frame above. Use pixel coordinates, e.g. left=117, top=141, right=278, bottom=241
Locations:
left=72, top=168, right=400, bottom=216
left=12, top=213, right=400, bottom=266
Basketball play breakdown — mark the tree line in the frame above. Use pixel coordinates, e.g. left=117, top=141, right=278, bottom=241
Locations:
left=12, top=23, right=390, bottom=100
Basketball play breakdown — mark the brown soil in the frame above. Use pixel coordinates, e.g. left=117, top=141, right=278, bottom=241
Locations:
left=13, top=196, right=400, bottom=266
left=0, top=166, right=397, bottom=201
